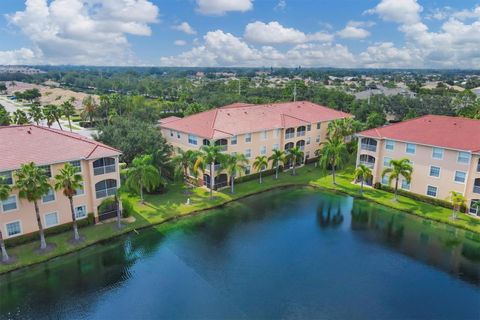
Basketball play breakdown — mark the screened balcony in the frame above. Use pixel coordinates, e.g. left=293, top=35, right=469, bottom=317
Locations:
left=360, top=138, right=378, bottom=152
left=285, top=128, right=295, bottom=139
left=359, top=154, right=376, bottom=169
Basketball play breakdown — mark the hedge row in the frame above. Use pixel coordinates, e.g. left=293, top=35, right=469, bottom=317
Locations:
left=373, top=183, right=466, bottom=213
left=5, top=213, right=95, bottom=247
left=235, top=167, right=284, bottom=184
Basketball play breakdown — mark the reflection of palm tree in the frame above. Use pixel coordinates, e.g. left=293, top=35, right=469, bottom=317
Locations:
left=316, top=200, right=344, bottom=228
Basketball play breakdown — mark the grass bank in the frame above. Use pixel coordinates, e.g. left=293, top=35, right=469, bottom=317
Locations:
left=1, top=164, right=479, bottom=275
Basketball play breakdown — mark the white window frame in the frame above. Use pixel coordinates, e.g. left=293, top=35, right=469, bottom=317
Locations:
left=245, top=149, right=251, bottom=158
left=260, top=146, right=267, bottom=155
left=385, top=140, right=395, bottom=151
left=0, top=171, right=14, bottom=185
left=316, top=135, right=320, bottom=143
left=75, top=205, right=88, bottom=220
left=272, top=144, right=279, bottom=151
left=381, top=175, right=390, bottom=186
left=188, top=134, right=198, bottom=145
left=69, top=160, right=83, bottom=173
left=429, top=166, right=441, bottom=178
left=261, top=130, right=268, bottom=140
left=1, top=195, right=18, bottom=213
left=5, top=220, right=22, bottom=238
left=74, top=182, right=85, bottom=197
left=245, top=165, right=251, bottom=175
left=426, top=185, right=438, bottom=198
left=307, top=124, right=311, bottom=131
left=44, top=211, right=59, bottom=228
left=454, top=171, right=467, bottom=184
left=457, top=151, right=471, bottom=165
left=383, top=157, right=392, bottom=167
left=231, top=135, right=237, bottom=145
left=306, top=137, right=311, bottom=145
left=401, top=179, right=410, bottom=190
left=316, top=122, right=321, bottom=129
left=406, top=143, right=416, bottom=154
left=42, top=188, right=56, bottom=204
left=432, top=147, right=444, bottom=160
left=245, top=133, right=252, bottom=143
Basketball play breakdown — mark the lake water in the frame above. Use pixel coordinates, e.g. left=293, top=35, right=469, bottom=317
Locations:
left=1, top=188, right=479, bottom=319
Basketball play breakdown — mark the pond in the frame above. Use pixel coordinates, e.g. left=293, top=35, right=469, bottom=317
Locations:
left=1, top=188, right=479, bottom=319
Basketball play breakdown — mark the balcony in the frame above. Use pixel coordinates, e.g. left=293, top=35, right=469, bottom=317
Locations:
left=285, top=133, right=295, bottom=139
left=361, top=144, right=377, bottom=152
left=360, top=161, right=375, bottom=169
left=93, top=157, right=116, bottom=176
left=296, top=131, right=306, bottom=137
left=474, top=186, right=480, bottom=194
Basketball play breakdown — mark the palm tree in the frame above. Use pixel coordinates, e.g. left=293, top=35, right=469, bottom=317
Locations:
left=28, top=105, right=43, bottom=125
left=0, top=177, right=12, bottom=263
left=381, top=158, right=413, bottom=201
left=43, top=104, right=63, bottom=130
left=268, top=149, right=286, bottom=179
left=287, top=146, right=304, bottom=176
left=61, top=100, right=76, bottom=132
left=12, top=109, right=29, bottom=124
left=42, top=106, right=55, bottom=128
left=126, top=155, right=163, bottom=204
left=224, top=153, right=249, bottom=193
left=81, top=95, right=97, bottom=127
left=252, top=155, right=269, bottom=183
left=354, top=164, right=372, bottom=195
left=194, top=145, right=225, bottom=199
left=15, top=162, right=51, bottom=250
left=318, top=137, right=348, bottom=184
left=171, top=148, right=199, bottom=182
left=446, top=191, right=466, bottom=220
left=54, top=163, right=83, bottom=241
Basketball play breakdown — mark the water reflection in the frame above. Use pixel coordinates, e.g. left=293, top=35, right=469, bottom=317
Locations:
left=316, top=197, right=345, bottom=228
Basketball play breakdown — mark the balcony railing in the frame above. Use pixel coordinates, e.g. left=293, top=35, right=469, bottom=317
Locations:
left=96, top=187, right=117, bottom=199
left=473, top=186, right=480, bottom=194
left=94, top=164, right=116, bottom=176
left=206, top=164, right=222, bottom=173
left=360, top=161, right=375, bottom=169
left=361, top=144, right=377, bottom=152
left=216, top=145, right=227, bottom=152
left=297, top=131, right=306, bottom=137
left=285, top=133, right=295, bottom=139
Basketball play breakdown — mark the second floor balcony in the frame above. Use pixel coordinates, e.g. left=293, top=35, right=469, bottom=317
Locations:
left=360, top=138, right=378, bottom=153
left=93, top=157, right=116, bottom=176
left=474, top=178, right=480, bottom=194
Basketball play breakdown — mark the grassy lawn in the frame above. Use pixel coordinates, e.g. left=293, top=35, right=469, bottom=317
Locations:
left=1, top=164, right=479, bottom=274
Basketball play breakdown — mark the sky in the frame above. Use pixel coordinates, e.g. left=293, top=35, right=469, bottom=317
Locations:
left=0, top=0, right=479, bottom=68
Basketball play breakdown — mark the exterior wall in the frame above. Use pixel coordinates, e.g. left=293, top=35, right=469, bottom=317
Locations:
left=356, top=136, right=480, bottom=215
left=0, top=156, right=121, bottom=239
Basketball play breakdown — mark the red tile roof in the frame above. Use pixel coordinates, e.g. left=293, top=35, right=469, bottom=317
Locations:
left=358, top=115, right=480, bottom=153
left=0, top=125, right=121, bottom=172
left=159, top=101, right=351, bottom=139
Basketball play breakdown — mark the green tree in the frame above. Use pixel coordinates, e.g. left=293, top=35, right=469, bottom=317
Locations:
left=194, top=145, right=226, bottom=199
left=61, top=100, right=76, bottom=132
left=0, top=177, right=12, bottom=262
left=365, top=111, right=386, bottom=129
left=0, top=105, right=11, bottom=126
left=12, top=109, right=29, bottom=125
left=318, top=137, right=348, bottom=184
left=252, top=155, right=269, bottom=183
left=28, top=105, right=43, bottom=125
left=171, top=148, right=199, bottom=182
left=15, top=163, right=51, bottom=250
left=126, top=155, right=163, bottom=204
left=287, top=146, right=304, bottom=176
left=446, top=191, right=466, bottom=220
left=268, top=149, right=286, bottom=179
left=354, top=164, right=372, bottom=195
left=54, top=163, right=84, bottom=241
left=43, top=104, right=63, bottom=130
left=81, top=95, right=97, bottom=126
left=223, top=153, right=249, bottom=193
left=381, top=158, right=413, bottom=200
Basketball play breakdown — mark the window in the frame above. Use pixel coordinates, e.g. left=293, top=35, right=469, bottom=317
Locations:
left=0, top=171, right=13, bottom=185
left=470, top=200, right=479, bottom=215
left=231, top=152, right=237, bottom=156
left=306, top=137, right=311, bottom=145
left=170, top=130, right=174, bottom=137
left=316, top=135, right=320, bottom=143
left=385, top=140, right=395, bottom=151
left=261, top=130, right=267, bottom=140
left=383, top=157, right=392, bottom=167
left=307, top=124, right=311, bottom=131
left=231, top=135, right=237, bottom=145
left=188, top=135, right=198, bottom=145
left=95, top=179, right=118, bottom=199
left=316, top=122, right=321, bottom=129
left=45, top=212, right=59, bottom=228
left=401, top=179, right=410, bottom=190
left=69, top=160, right=82, bottom=172
left=426, top=185, right=438, bottom=197
left=406, top=143, right=416, bottom=154
left=454, top=171, right=466, bottom=183
left=245, top=149, right=251, bottom=158
left=274, top=128, right=281, bottom=138
left=39, top=165, right=52, bottom=178
left=6, top=221, right=21, bottom=237
left=458, top=152, right=471, bottom=164
left=42, top=188, right=56, bottom=203
left=1, top=195, right=17, bottom=212
left=381, top=175, right=389, bottom=185
left=93, top=157, right=116, bottom=176
left=260, top=146, right=266, bottom=155
left=285, top=128, right=295, bottom=139
left=432, top=147, right=444, bottom=159
left=75, top=182, right=85, bottom=196
left=245, top=166, right=251, bottom=175
left=75, top=205, right=87, bottom=219
left=429, top=166, right=441, bottom=178
left=272, top=144, right=279, bottom=151
left=177, top=132, right=181, bottom=139
left=245, top=133, right=252, bottom=143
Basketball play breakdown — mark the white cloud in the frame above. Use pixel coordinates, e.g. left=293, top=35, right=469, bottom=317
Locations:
left=337, top=21, right=372, bottom=39
left=452, top=6, right=480, bottom=20
left=359, top=42, right=420, bottom=68
left=365, top=0, right=422, bottom=24
left=173, top=22, right=197, bottom=35
left=0, top=48, right=37, bottom=65
left=196, top=0, right=253, bottom=16
left=174, top=40, right=187, bottom=46
left=6, top=0, right=159, bottom=65
left=274, top=0, right=286, bottom=11
left=244, top=21, right=333, bottom=44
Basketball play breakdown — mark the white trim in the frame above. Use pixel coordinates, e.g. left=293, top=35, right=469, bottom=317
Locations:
left=1, top=194, right=19, bottom=213
left=405, top=143, right=416, bottom=155
left=428, top=165, right=441, bottom=179
left=431, top=147, right=444, bottom=160
left=44, top=211, right=60, bottom=228
left=73, top=182, right=85, bottom=198
left=426, top=185, right=438, bottom=198
left=41, top=188, right=56, bottom=204
left=4, top=219, right=23, bottom=238
left=385, top=140, right=395, bottom=151
left=456, top=151, right=471, bottom=165
left=453, top=170, right=467, bottom=184
left=74, top=205, right=88, bottom=220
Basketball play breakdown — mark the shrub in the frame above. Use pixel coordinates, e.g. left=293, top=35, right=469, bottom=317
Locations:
left=121, top=198, right=134, bottom=218
left=235, top=167, right=283, bottom=184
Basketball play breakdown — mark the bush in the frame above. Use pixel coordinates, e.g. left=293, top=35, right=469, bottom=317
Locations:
left=5, top=213, right=95, bottom=247
left=235, top=167, right=283, bottom=184
left=121, top=198, right=134, bottom=218
left=374, top=183, right=466, bottom=212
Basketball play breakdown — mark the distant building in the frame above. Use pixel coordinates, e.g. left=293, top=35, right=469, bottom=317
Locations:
left=354, top=85, right=416, bottom=100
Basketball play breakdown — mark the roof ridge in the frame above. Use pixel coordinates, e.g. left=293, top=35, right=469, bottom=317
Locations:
left=282, top=113, right=309, bottom=123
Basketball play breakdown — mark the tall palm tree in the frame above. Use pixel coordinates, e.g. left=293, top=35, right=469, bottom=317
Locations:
left=354, top=164, right=372, bottom=195
left=224, top=153, right=249, bottom=194
left=15, top=162, right=51, bottom=250
left=126, top=155, right=163, bottom=204
left=287, top=147, right=304, bottom=176
left=252, top=155, right=269, bottom=183
left=446, top=191, right=466, bottom=220
left=194, top=145, right=225, bottom=199
left=12, top=109, right=29, bottom=124
left=28, top=105, right=43, bottom=125
left=43, top=104, right=63, bottom=130
left=81, top=95, right=97, bottom=127
left=152, top=144, right=173, bottom=180
left=171, top=148, right=199, bottom=182
left=381, top=158, right=413, bottom=201
left=268, top=149, right=286, bottom=179
left=61, top=100, right=76, bottom=132
left=0, top=177, right=12, bottom=263
left=318, top=136, right=348, bottom=184
left=54, top=163, right=83, bottom=241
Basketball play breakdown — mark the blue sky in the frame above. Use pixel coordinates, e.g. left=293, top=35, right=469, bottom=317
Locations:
left=0, top=0, right=479, bottom=68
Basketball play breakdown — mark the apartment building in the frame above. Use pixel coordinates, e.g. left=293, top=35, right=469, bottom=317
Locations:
left=159, top=101, right=351, bottom=188
left=356, top=115, right=480, bottom=217
left=0, top=125, right=121, bottom=239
